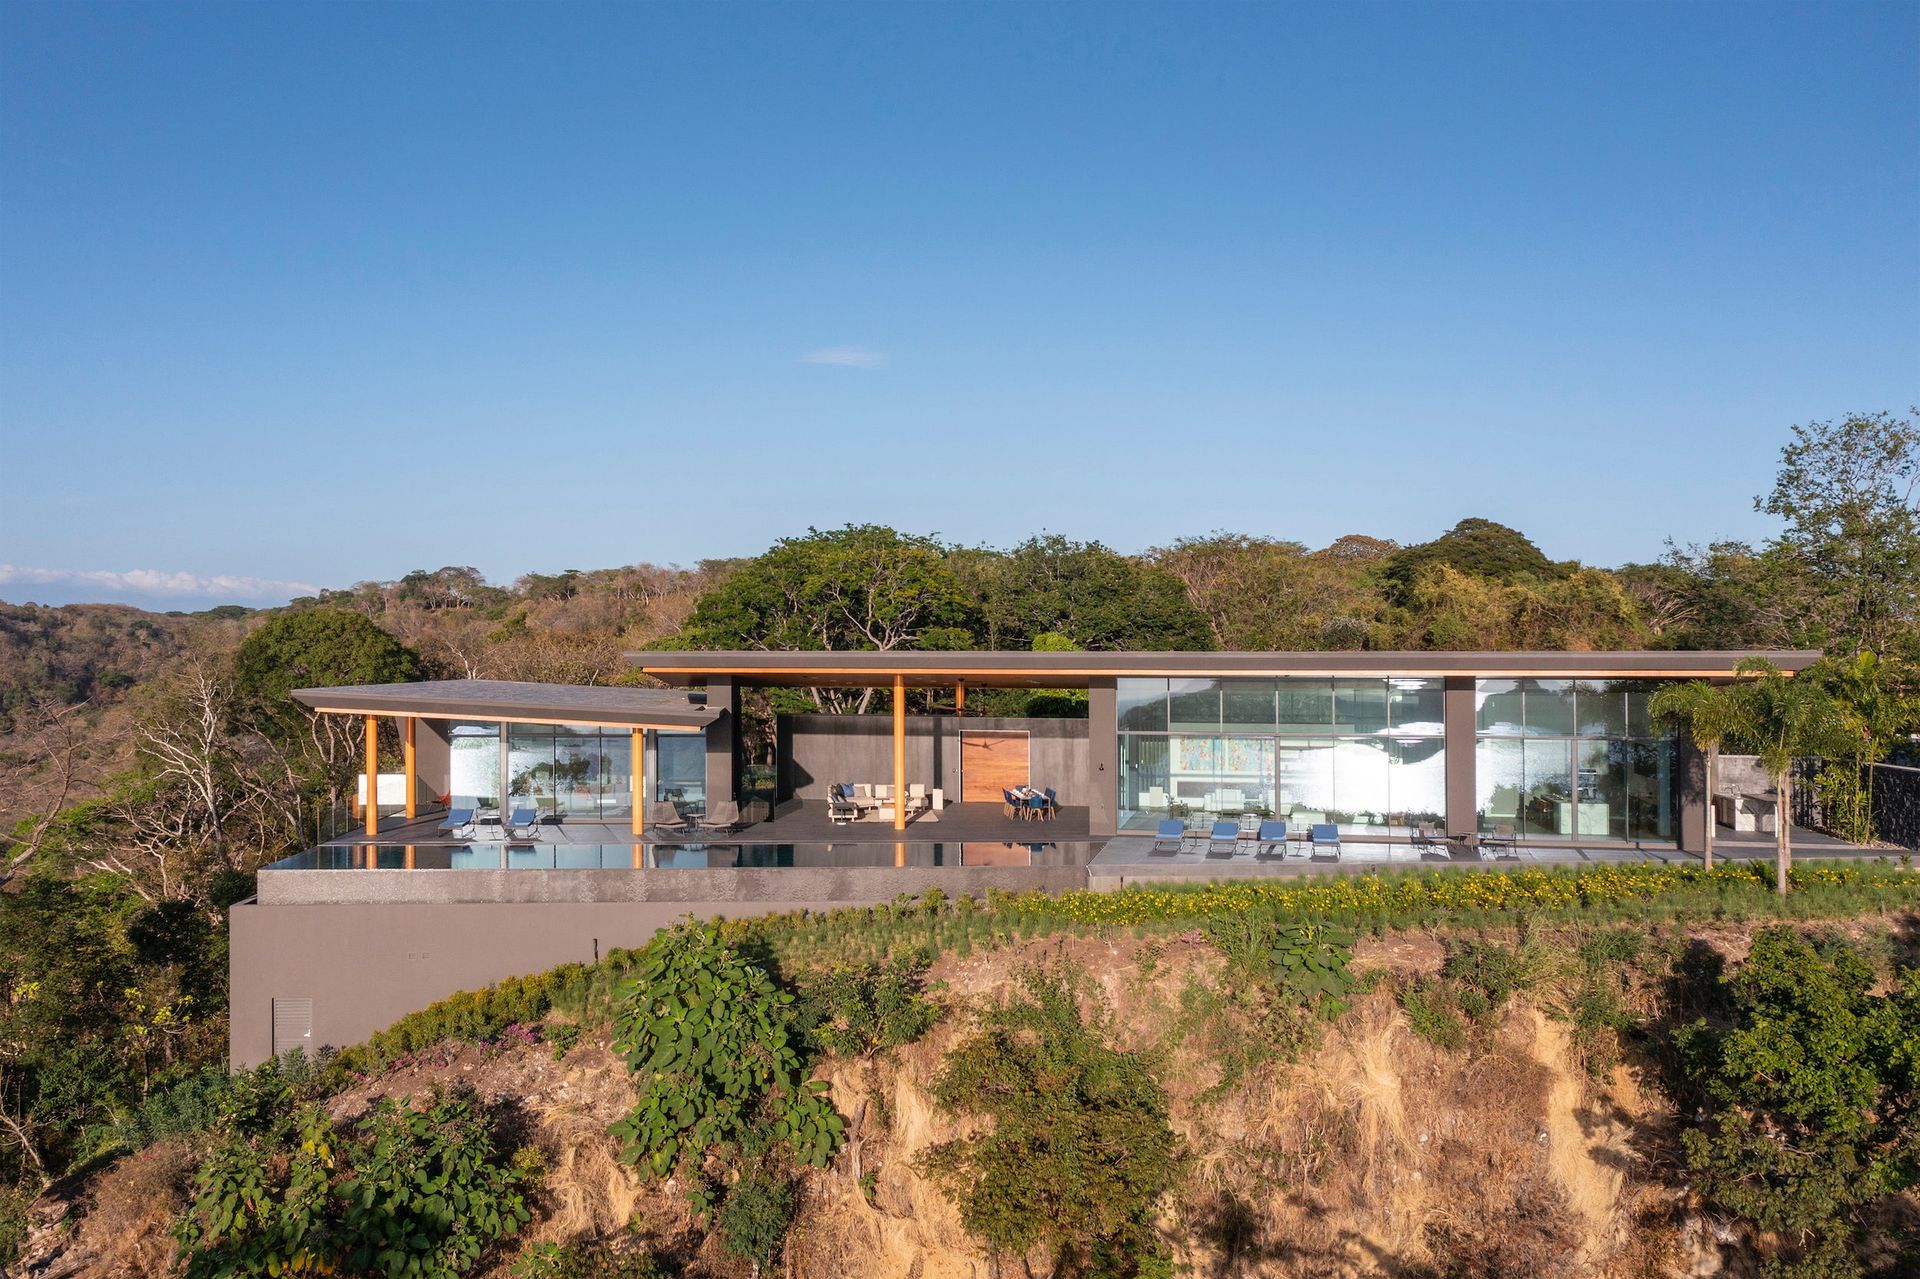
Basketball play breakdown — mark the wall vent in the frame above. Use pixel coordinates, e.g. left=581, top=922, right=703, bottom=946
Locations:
left=272, top=997, right=313, bottom=1060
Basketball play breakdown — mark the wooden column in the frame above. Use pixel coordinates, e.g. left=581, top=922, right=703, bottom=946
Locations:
left=955, top=679, right=966, bottom=716
left=403, top=717, right=417, bottom=819
left=364, top=714, right=379, bottom=838
left=893, top=674, right=907, bottom=832
left=641, top=725, right=656, bottom=837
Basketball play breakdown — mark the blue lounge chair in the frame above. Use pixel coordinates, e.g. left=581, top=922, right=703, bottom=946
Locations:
left=505, top=807, right=540, bottom=837
left=1153, top=819, right=1186, bottom=854
left=1208, top=819, right=1240, bottom=856
left=437, top=807, right=476, bottom=836
left=1310, top=823, right=1341, bottom=859
left=1257, top=819, right=1289, bottom=856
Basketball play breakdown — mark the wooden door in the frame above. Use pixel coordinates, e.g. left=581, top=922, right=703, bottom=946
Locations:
left=961, top=730, right=1030, bottom=802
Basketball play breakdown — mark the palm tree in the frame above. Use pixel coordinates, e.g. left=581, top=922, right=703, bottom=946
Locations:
left=1651, top=659, right=1852, bottom=894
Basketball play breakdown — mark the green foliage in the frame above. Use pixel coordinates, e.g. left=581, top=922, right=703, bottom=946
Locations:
left=1673, top=928, right=1919, bottom=1279
left=607, top=922, right=844, bottom=1178
left=955, top=534, right=1214, bottom=651
left=1383, top=517, right=1566, bottom=599
left=1440, top=938, right=1537, bottom=1020
left=0, top=1181, right=30, bottom=1272
left=1206, top=915, right=1357, bottom=1014
left=670, top=524, right=975, bottom=662
left=1759, top=410, right=1920, bottom=659
left=231, top=607, right=424, bottom=718
left=715, top=1166, right=797, bottom=1268
left=1398, top=987, right=1467, bottom=1051
left=917, top=966, right=1178, bottom=1277
left=176, top=1084, right=532, bottom=1279
left=793, top=950, right=941, bottom=1057
left=334, top=962, right=601, bottom=1076
left=511, top=1240, right=663, bottom=1279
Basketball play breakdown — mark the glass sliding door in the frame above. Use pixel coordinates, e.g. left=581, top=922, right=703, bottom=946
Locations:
left=1119, top=733, right=1172, bottom=826
left=656, top=732, right=706, bottom=813
left=601, top=731, right=634, bottom=819
left=1389, top=737, right=1446, bottom=826
left=448, top=722, right=501, bottom=810
left=1477, top=738, right=1525, bottom=834
left=1277, top=738, right=1337, bottom=825
left=1522, top=739, right=1573, bottom=838
left=507, top=726, right=557, bottom=817
left=555, top=730, right=600, bottom=819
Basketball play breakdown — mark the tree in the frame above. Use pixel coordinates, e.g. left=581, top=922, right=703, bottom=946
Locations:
left=917, top=966, right=1178, bottom=1277
left=1674, top=929, right=1919, bottom=1278
left=1652, top=660, right=1852, bottom=893
left=1150, top=534, right=1379, bottom=650
left=1758, top=410, right=1920, bottom=660
left=1807, top=651, right=1919, bottom=845
left=1382, top=518, right=1568, bottom=601
left=231, top=609, right=424, bottom=817
left=958, top=535, right=1213, bottom=651
left=670, top=526, right=975, bottom=712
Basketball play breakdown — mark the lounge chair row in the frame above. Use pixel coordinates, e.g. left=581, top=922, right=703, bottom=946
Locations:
left=1154, top=818, right=1343, bottom=858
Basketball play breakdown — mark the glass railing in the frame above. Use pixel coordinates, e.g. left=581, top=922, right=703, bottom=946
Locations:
left=263, top=841, right=1104, bottom=872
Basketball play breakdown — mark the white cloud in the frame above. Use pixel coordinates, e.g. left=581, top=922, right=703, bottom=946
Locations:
left=798, top=346, right=888, bottom=369
left=0, top=564, right=319, bottom=600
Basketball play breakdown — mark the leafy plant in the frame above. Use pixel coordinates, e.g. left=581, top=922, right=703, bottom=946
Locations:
left=716, top=1166, right=797, bottom=1269
left=1399, top=986, right=1467, bottom=1051
left=1673, top=928, right=1919, bottom=1278
left=511, top=1239, right=663, bottom=1279
left=607, top=921, right=844, bottom=1178
left=917, top=965, right=1179, bottom=1278
left=175, top=1085, right=531, bottom=1279
left=794, top=950, right=941, bottom=1057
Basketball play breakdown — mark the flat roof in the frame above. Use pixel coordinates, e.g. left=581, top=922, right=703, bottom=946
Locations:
left=290, top=679, right=720, bottom=730
left=630, top=649, right=1823, bottom=688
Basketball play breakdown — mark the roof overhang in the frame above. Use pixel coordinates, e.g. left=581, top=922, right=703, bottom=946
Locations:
left=290, top=679, right=720, bottom=731
left=629, top=649, right=1824, bottom=689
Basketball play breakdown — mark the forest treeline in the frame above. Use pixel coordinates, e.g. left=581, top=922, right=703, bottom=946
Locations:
left=0, top=411, right=1916, bottom=1259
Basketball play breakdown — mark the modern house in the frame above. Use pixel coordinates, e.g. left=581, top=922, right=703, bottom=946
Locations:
left=231, top=647, right=1820, bottom=1064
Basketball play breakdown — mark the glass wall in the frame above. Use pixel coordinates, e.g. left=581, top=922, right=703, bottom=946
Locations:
left=1117, top=677, right=1445, bottom=833
left=655, top=732, right=706, bottom=812
left=441, top=722, right=657, bottom=821
left=1474, top=680, right=1675, bottom=841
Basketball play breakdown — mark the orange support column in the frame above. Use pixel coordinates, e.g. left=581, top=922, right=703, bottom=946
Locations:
left=893, top=674, right=907, bottom=832
left=631, top=727, right=644, bottom=838
left=403, top=717, right=417, bottom=819
left=364, top=715, right=379, bottom=838
left=955, top=679, right=966, bottom=716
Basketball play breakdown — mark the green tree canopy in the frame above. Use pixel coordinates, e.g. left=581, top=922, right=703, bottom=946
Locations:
left=231, top=608, right=423, bottom=718
left=1758, top=410, right=1920, bottom=660
left=956, top=535, right=1213, bottom=651
left=1383, top=518, right=1567, bottom=601
left=671, top=525, right=975, bottom=655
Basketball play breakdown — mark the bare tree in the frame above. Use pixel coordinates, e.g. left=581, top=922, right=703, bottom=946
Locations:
left=0, top=698, right=86, bottom=886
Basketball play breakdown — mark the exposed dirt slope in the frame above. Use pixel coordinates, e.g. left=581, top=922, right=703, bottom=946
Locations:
left=26, top=921, right=1905, bottom=1279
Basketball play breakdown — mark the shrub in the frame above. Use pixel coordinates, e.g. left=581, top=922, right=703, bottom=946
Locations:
left=511, top=1239, right=663, bottom=1279
left=1673, top=929, right=1920, bottom=1279
left=0, top=1181, right=29, bottom=1272
left=1440, top=938, right=1536, bottom=1019
left=716, top=1166, right=797, bottom=1268
left=917, top=965, right=1179, bottom=1277
left=176, top=1085, right=532, bottom=1279
left=607, top=921, right=844, bottom=1178
left=1399, top=986, right=1467, bottom=1051
left=794, top=949, right=941, bottom=1057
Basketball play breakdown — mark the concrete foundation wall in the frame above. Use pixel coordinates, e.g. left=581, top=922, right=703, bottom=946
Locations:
left=778, top=714, right=1091, bottom=807
left=231, top=859, right=1087, bottom=1066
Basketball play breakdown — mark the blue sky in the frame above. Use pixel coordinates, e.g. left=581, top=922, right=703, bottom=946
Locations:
left=2, top=1, right=1915, bottom=609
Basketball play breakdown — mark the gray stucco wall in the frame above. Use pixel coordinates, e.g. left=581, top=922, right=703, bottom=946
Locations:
left=778, top=713, right=1091, bottom=806
left=231, top=856, right=1088, bottom=1067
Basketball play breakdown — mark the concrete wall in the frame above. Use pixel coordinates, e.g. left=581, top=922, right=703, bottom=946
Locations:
left=1443, top=678, right=1476, bottom=839
left=231, top=856, right=1088, bottom=1066
left=1087, top=680, right=1117, bottom=836
left=414, top=718, right=451, bottom=807
left=778, top=713, right=1091, bottom=807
